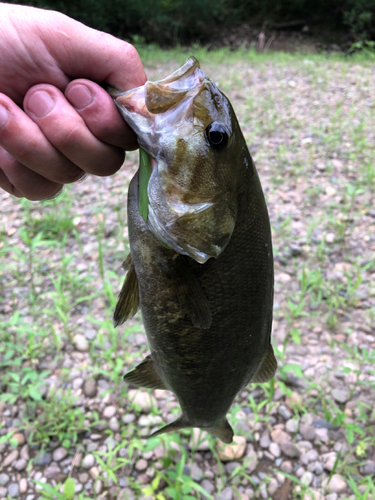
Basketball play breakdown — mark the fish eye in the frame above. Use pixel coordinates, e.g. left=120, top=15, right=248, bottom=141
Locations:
left=205, top=122, right=228, bottom=151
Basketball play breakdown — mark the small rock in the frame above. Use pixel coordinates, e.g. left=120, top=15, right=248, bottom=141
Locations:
left=44, top=465, right=61, bottom=479
left=72, top=334, right=89, bottom=352
left=301, top=471, right=314, bottom=486
left=79, top=473, right=89, bottom=483
left=286, top=418, right=299, bottom=433
left=3, top=449, right=19, bottom=467
left=260, top=432, right=270, bottom=448
left=13, top=458, right=27, bottom=471
left=322, top=474, right=347, bottom=493
left=8, top=483, right=19, bottom=498
left=278, top=405, right=292, bottom=420
left=314, top=428, right=329, bottom=443
left=0, top=474, right=10, bottom=486
left=128, top=390, right=156, bottom=413
left=225, top=461, right=241, bottom=476
left=72, top=377, right=83, bottom=390
left=20, top=444, right=29, bottom=461
left=309, top=461, right=324, bottom=475
left=332, top=389, right=349, bottom=404
left=217, top=486, right=233, bottom=499
left=34, top=450, right=52, bottom=466
left=84, top=328, right=96, bottom=340
left=122, top=414, right=135, bottom=424
left=271, top=429, right=291, bottom=445
left=280, top=461, right=293, bottom=473
left=217, top=435, right=247, bottom=461
left=245, top=445, right=258, bottom=473
left=12, top=433, right=25, bottom=446
left=94, top=479, right=102, bottom=494
left=281, top=443, right=300, bottom=458
left=191, top=463, right=204, bottom=481
left=19, top=478, right=28, bottom=493
left=103, top=406, right=116, bottom=419
left=89, top=467, right=99, bottom=480
left=201, top=479, right=215, bottom=495
left=83, top=378, right=97, bottom=398
left=135, top=459, right=148, bottom=472
left=360, top=460, right=375, bottom=475
left=299, top=424, right=315, bottom=441
left=269, top=442, right=281, bottom=458
left=268, top=478, right=278, bottom=495
left=82, top=454, right=95, bottom=469
left=189, top=428, right=211, bottom=450
left=301, top=449, right=319, bottom=464
left=321, top=452, right=337, bottom=471
left=53, top=447, right=68, bottom=462
left=0, top=487, right=7, bottom=497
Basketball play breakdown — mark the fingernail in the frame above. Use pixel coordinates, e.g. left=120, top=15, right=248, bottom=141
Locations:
left=0, top=105, right=9, bottom=127
left=27, top=90, right=55, bottom=117
left=66, top=84, right=93, bottom=109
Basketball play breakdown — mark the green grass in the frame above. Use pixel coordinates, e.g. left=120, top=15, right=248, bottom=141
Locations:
left=0, top=46, right=374, bottom=499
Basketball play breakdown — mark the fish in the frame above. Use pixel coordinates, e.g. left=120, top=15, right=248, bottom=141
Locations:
left=109, top=57, right=276, bottom=444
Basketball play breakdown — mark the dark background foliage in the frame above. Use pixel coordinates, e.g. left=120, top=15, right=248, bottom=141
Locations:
left=7, top=0, right=375, bottom=44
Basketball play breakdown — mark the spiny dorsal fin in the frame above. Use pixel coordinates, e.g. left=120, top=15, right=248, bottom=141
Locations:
left=208, top=418, right=234, bottom=444
left=149, top=416, right=186, bottom=439
left=161, top=256, right=212, bottom=329
left=124, top=355, right=166, bottom=390
left=113, top=257, right=139, bottom=327
left=252, top=344, right=277, bottom=383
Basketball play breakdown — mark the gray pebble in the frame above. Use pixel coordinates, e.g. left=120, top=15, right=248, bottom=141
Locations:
left=43, top=464, right=61, bottom=479
left=53, top=447, right=68, bottom=462
left=109, top=419, right=120, bottom=432
left=83, top=378, right=97, bottom=398
left=286, top=418, right=299, bottom=433
left=103, top=406, right=116, bottom=419
left=269, top=442, right=281, bottom=458
left=122, top=414, right=135, bottom=424
left=278, top=405, right=292, bottom=420
left=299, top=424, right=315, bottom=441
left=0, top=487, right=7, bottom=497
left=86, top=442, right=98, bottom=452
left=332, top=389, right=349, bottom=404
left=280, top=461, right=293, bottom=474
left=13, top=458, right=27, bottom=471
left=82, top=454, right=95, bottom=469
left=84, top=328, right=96, bottom=340
left=34, top=451, right=52, bottom=466
left=217, top=486, right=233, bottom=499
left=190, top=463, right=204, bottom=481
left=360, top=461, right=375, bottom=475
left=301, top=471, right=314, bottom=486
left=260, top=432, right=270, bottom=448
left=3, top=450, right=19, bottom=467
left=281, top=443, right=300, bottom=458
left=19, top=478, right=28, bottom=493
left=301, top=449, right=319, bottom=464
left=119, top=488, right=135, bottom=500
left=72, top=334, right=89, bottom=352
left=8, top=483, right=19, bottom=498
left=225, top=461, right=241, bottom=476
left=0, top=474, right=10, bottom=486
left=135, top=458, right=148, bottom=472
left=201, top=479, right=215, bottom=495
left=72, top=377, right=83, bottom=390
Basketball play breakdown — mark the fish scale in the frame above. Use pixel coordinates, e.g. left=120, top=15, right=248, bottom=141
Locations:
left=109, top=57, right=277, bottom=443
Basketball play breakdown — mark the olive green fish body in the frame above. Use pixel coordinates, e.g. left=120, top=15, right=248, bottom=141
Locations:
left=110, top=57, right=276, bottom=443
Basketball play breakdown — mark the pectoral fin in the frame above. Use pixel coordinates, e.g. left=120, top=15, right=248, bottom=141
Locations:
left=124, top=355, right=166, bottom=390
left=252, top=344, right=277, bottom=383
left=149, top=416, right=186, bottom=439
left=113, top=255, right=139, bottom=327
left=208, top=419, right=234, bottom=444
left=160, top=255, right=212, bottom=329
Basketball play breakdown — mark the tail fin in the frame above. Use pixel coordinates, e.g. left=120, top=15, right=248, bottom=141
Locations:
left=208, top=418, right=234, bottom=444
left=149, top=416, right=234, bottom=444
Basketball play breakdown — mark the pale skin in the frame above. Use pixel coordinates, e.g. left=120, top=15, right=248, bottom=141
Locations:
left=0, top=3, right=147, bottom=200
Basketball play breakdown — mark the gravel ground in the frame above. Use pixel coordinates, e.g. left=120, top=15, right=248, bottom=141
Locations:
left=0, top=49, right=374, bottom=499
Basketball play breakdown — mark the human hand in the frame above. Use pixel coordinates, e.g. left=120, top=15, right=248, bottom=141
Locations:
left=0, top=3, right=147, bottom=200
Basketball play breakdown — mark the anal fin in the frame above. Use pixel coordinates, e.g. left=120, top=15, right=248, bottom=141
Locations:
left=124, top=355, right=166, bottom=390
left=113, top=254, right=139, bottom=327
left=208, top=418, right=234, bottom=444
left=252, top=344, right=277, bottom=383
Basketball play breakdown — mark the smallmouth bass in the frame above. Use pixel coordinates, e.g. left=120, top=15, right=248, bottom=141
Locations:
left=110, top=57, right=276, bottom=443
